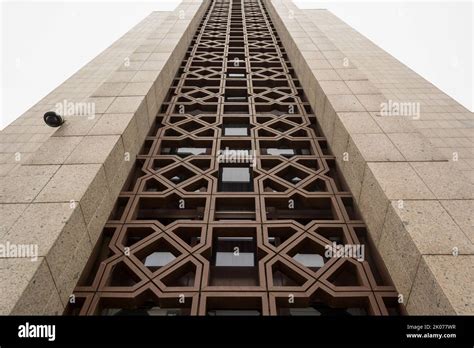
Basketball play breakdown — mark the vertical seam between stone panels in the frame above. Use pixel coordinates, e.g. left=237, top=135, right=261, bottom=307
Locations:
left=1, top=203, right=29, bottom=237
left=404, top=252, right=421, bottom=311
left=43, top=258, right=65, bottom=312
left=439, top=203, right=474, bottom=246
left=407, top=162, right=439, bottom=199
left=405, top=255, right=456, bottom=314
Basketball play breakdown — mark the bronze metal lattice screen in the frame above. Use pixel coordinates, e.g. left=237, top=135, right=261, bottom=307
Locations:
left=67, top=0, right=404, bottom=316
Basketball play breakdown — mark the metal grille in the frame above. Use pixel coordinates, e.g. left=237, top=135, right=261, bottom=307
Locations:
left=67, top=0, right=403, bottom=316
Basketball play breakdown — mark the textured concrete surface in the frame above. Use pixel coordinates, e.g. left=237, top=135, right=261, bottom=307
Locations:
left=264, top=0, right=473, bottom=314
left=0, top=0, right=472, bottom=315
left=0, top=0, right=208, bottom=314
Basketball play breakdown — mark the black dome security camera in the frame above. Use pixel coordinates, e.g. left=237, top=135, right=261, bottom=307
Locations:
left=43, top=111, right=64, bottom=127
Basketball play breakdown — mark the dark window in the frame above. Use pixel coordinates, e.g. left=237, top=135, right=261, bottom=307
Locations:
left=208, top=309, right=260, bottom=316
left=213, top=236, right=256, bottom=267
left=160, top=147, right=209, bottom=157
left=223, top=124, right=248, bottom=136
left=209, top=235, right=259, bottom=286
left=218, top=166, right=253, bottom=192
left=263, top=148, right=311, bottom=157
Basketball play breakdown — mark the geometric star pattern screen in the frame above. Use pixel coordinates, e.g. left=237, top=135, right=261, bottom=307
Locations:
left=67, top=0, right=404, bottom=316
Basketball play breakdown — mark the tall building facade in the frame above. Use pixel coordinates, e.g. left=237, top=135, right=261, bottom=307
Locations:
left=2, top=0, right=471, bottom=317
left=67, top=0, right=402, bottom=316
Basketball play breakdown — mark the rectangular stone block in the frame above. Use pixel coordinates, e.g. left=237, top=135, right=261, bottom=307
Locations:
left=64, top=135, right=124, bottom=184
left=411, top=162, right=474, bottom=200
left=0, top=257, right=62, bottom=315
left=407, top=255, right=473, bottom=315
left=26, top=136, right=83, bottom=165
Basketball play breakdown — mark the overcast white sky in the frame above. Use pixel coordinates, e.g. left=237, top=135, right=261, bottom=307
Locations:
left=0, top=0, right=472, bottom=130
left=296, top=0, right=473, bottom=112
